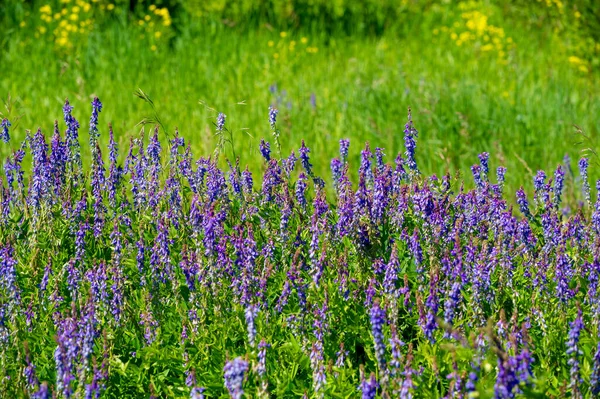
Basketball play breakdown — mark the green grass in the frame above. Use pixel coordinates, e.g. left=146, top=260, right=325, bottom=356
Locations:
left=1, top=9, right=599, bottom=196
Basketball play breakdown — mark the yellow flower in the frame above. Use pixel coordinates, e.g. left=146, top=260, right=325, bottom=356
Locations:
left=432, top=28, right=439, bottom=35
left=300, top=37, right=308, bottom=44
left=155, top=31, right=162, bottom=38
left=138, top=20, right=145, bottom=26
left=151, top=45, right=157, bottom=51
left=579, top=65, right=589, bottom=73
left=62, top=8, right=68, bottom=15
left=69, top=13, right=78, bottom=21
left=145, top=15, right=151, bottom=21
left=268, top=40, right=274, bottom=47
left=82, top=3, right=91, bottom=12
left=569, top=56, right=583, bottom=65
left=280, top=31, right=287, bottom=38
left=56, top=36, right=69, bottom=46
left=149, top=5, right=156, bottom=11
left=40, top=5, right=52, bottom=14
left=481, top=43, right=493, bottom=51
left=273, top=53, right=279, bottom=59
left=107, top=4, right=115, bottom=11
left=71, top=6, right=80, bottom=13
left=38, top=26, right=47, bottom=34
left=162, top=18, right=171, bottom=27
left=54, top=12, right=61, bottom=19
left=20, top=21, right=26, bottom=28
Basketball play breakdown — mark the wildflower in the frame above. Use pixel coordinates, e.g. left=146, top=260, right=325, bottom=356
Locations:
left=516, top=188, right=531, bottom=219
left=553, top=165, right=565, bottom=209
left=404, top=107, right=419, bottom=175
left=358, top=371, right=379, bottom=399
left=579, top=158, right=591, bottom=207
left=259, top=139, right=271, bottom=162
left=566, top=310, right=584, bottom=395
left=1, top=118, right=10, bottom=142
left=479, top=152, right=490, bottom=180
left=370, top=299, right=387, bottom=370
left=339, top=139, right=350, bottom=163
left=223, top=357, right=248, bottom=399
left=216, top=112, right=226, bottom=131
left=591, top=340, right=600, bottom=395
left=268, top=106, right=278, bottom=128
left=299, top=140, right=312, bottom=176
left=89, top=97, right=102, bottom=149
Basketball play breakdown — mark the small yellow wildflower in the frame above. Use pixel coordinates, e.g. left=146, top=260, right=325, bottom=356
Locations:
left=155, top=31, right=162, bottom=38
left=149, top=5, right=157, bottom=11
left=268, top=40, right=274, bottom=47
left=273, top=53, right=279, bottom=59
left=107, top=4, right=115, bottom=11
left=145, top=15, right=151, bottom=21
left=568, top=56, right=583, bottom=65
left=40, top=5, right=52, bottom=14
left=62, top=8, right=68, bottom=15
left=20, top=21, right=26, bottom=27
left=300, top=37, right=308, bottom=44
left=151, top=45, right=157, bottom=51
left=579, top=65, right=589, bottom=73
left=139, top=20, right=145, bottom=26
left=71, top=6, right=80, bottom=13
left=280, top=31, right=287, bottom=38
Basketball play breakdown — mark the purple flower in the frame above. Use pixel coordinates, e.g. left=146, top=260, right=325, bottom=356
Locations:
left=295, top=173, right=308, bottom=208
left=496, top=166, right=506, bottom=195
left=404, top=107, right=419, bottom=175
left=358, top=372, right=378, bottom=399
left=63, top=99, right=82, bottom=172
left=330, top=157, right=343, bottom=188
left=1, top=118, right=10, bottom=142
left=554, top=165, right=565, bottom=209
left=567, top=310, right=584, bottom=394
left=244, top=304, right=259, bottom=347
left=216, top=113, right=226, bottom=131
left=591, top=340, right=600, bottom=395
left=375, top=147, right=385, bottom=172
left=190, top=387, right=205, bottom=399
left=259, top=139, right=271, bottom=162
left=478, top=152, right=489, bottom=180
left=516, top=188, right=531, bottom=219
left=223, top=357, right=248, bottom=399
left=369, top=299, right=387, bottom=370
left=299, top=140, right=313, bottom=176
left=89, top=97, right=102, bottom=148
left=1, top=244, right=21, bottom=318
left=32, top=382, right=50, bottom=399
left=242, top=166, right=253, bottom=195
left=340, top=139, right=350, bottom=163
left=268, top=106, right=278, bottom=128
left=579, top=158, right=591, bottom=206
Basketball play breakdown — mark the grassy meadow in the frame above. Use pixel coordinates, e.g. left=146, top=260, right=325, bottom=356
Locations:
left=3, top=1, right=600, bottom=398
left=1, top=1, right=599, bottom=196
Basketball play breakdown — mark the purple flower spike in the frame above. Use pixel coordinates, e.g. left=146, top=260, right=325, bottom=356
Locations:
left=1, top=118, right=11, bottom=143
left=223, top=357, right=248, bottom=399
left=369, top=299, right=387, bottom=370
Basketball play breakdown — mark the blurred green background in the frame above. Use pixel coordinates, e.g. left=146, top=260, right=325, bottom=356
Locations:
left=1, top=0, right=599, bottom=195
